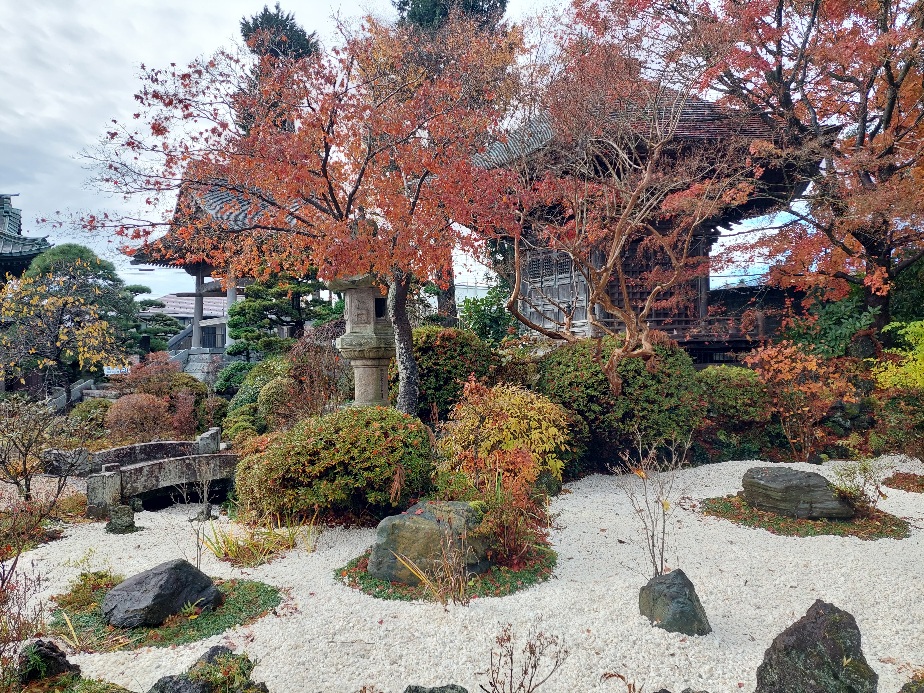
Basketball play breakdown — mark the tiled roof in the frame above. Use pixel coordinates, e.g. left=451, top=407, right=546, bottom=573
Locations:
left=138, top=294, right=228, bottom=320
left=0, top=230, right=50, bottom=258
left=0, top=195, right=51, bottom=265
left=476, top=95, right=775, bottom=169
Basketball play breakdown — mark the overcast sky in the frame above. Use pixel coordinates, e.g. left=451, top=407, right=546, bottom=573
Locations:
left=0, top=0, right=537, bottom=296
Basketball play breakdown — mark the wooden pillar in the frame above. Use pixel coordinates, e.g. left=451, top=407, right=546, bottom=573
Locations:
left=192, top=269, right=204, bottom=349
left=224, top=275, right=236, bottom=348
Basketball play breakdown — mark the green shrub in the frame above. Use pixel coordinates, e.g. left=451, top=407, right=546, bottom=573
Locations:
left=693, top=365, right=776, bottom=463
left=256, top=376, right=297, bottom=429
left=391, top=327, right=497, bottom=422
left=214, top=361, right=256, bottom=395
left=236, top=407, right=433, bottom=520
left=226, top=356, right=290, bottom=414
left=536, top=338, right=704, bottom=469
left=223, top=403, right=265, bottom=444
left=872, top=387, right=924, bottom=458
left=68, top=398, right=112, bottom=430
left=199, top=395, right=228, bottom=431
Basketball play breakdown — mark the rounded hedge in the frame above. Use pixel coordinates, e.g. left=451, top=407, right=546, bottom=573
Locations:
left=692, top=365, right=775, bottom=463
left=235, top=406, right=433, bottom=520
left=227, top=356, right=290, bottom=414
left=536, top=338, right=704, bottom=469
left=391, top=327, right=497, bottom=422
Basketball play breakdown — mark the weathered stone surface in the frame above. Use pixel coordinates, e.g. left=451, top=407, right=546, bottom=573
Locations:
left=196, top=428, right=221, bottom=454
left=41, top=447, right=92, bottom=476
left=17, top=639, right=79, bottom=683
left=119, top=454, right=238, bottom=497
left=368, top=500, right=492, bottom=585
left=742, top=467, right=855, bottom=519
left=105, top=504, right=137, bottom=534
left=755, top=599, right=878, bottom=693
left=196, top=645, right=233, bottom=665
left=404, top=686, right=469, bottom=693
left=102, top=559, right=223, bottom=628
left=148, top=676, right=210, bottom=693
left=900, top=679, right=924, bottom=693
left=639, top=569, right=712, bottom=637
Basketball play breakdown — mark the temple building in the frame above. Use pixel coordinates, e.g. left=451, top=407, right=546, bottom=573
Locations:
left=0, top=194, right=51, bottom=278
left=476, top=97, right=814, bottom=364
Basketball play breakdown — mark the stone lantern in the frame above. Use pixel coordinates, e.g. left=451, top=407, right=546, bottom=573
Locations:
left=329, top=276, right=395, bottom=407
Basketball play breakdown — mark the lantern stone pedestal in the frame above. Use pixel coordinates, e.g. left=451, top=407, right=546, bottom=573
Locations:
left=330, top=276, right=395, bottom=407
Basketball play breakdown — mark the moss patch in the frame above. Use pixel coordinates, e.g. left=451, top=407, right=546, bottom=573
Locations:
left=335, top=548, right=556, bottom=601
left=48, top=572, right=281, bottom=653
left=701, top=495, right=910, bottom=540
left=883, top=472, right=924, bottom=494
left=21, top=674, right=132, bottom=693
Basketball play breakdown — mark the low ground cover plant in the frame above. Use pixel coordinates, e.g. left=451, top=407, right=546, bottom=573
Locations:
left=701, top=494, right=910, bottom=540
left=202, top=515, right=319, bottom=568
left=336, top=548, right=557, bottom=602
left=20, top=674, right=132, bottom=693
left=235, top=406, right=433, bottom=523
left=883, top=472, right=924, bottom=493
left=48, top=570, right=280, bottom=652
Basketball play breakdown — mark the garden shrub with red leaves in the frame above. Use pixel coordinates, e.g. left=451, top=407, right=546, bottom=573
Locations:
left=104, top=393, right=171, bottom=443
left=435, top=381, right=569, bottom=568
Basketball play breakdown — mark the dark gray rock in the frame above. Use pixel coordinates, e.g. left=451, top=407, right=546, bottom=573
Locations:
left=900, top=679, right=924, bottom=693
left=639, top=569, right=712, bottom=637
left=102, top=558, right=223, bottom=628
left=368, top=500, right=492, bottom=585
left=41, top=447, right=92, bottom=476
left=196, top=645, right=234, bottom=665
left=742, top=467, right=855, bottom=519
left=148, top=676, right=210, bottom=693
left=105, top=504, right=138, bottom=534
left=404, top=687, right=469, bottom=693
left=17, top=639, right=79, bottom=683
left=755, top=599, right=878, bottom=693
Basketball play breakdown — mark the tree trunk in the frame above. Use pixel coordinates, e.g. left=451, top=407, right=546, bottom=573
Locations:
left=435, top=267, right=458, bottom=328
left=864, top=284, right=890, bottom=333
left=388, top=273, right=419, bottom=416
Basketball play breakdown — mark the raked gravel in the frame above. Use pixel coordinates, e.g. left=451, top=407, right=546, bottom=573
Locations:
left=17, top=457, right=924, bottom=693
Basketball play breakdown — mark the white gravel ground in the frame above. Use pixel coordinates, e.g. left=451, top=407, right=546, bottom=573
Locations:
left=17, top=457, right=924, bottom=693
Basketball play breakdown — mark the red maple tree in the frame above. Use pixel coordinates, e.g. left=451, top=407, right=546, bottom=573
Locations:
left=678, top=0, right=924, bottom=329
left=481, top=1, right=778, bottom=391
left=88, top=17, right=520, bottom=414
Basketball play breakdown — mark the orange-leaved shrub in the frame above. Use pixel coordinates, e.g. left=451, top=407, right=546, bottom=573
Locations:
left=104, top=393, right=171, bottom=444
left=435, top=380, right=569, bottom=568
left=743, top=341, right=857, bottom=462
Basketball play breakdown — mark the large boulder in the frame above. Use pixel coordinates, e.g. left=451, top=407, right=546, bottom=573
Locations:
left=755, top=600, right=878, bottom=693
left=742, top=467, right=855, bottom=519
left=17, top=639, right=80, bottom=683
left=900, top=679, right=924, bottom=693
left=102, top=559, right=223, bottom=628
left=367, top=500, right=492, bottom=585
left=638, top=569, right=712, bottom=637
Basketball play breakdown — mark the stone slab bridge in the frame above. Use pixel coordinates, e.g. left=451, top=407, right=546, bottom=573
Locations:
left=82, top=428, right=238, bottom=515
